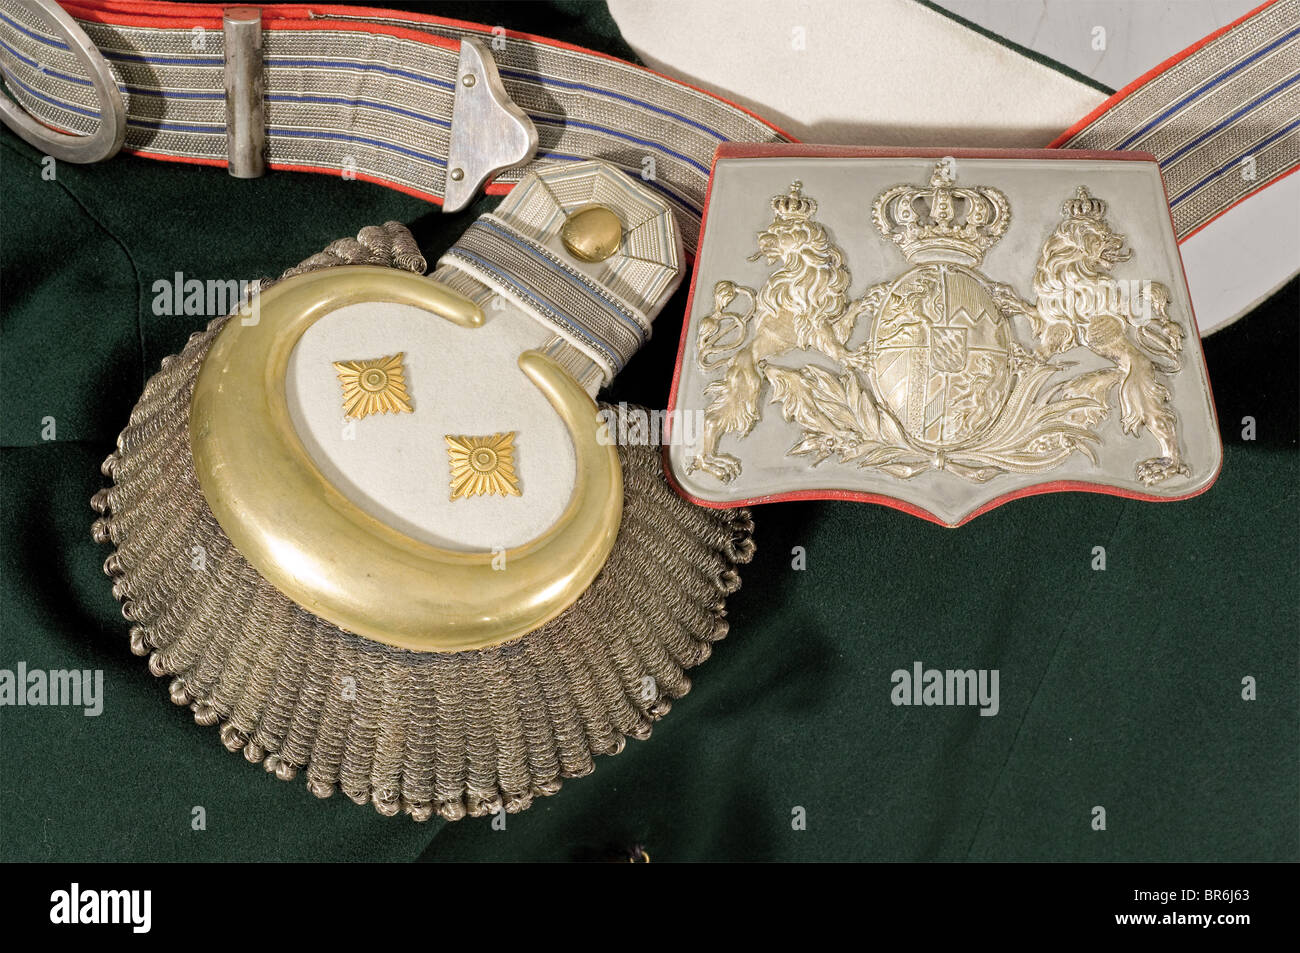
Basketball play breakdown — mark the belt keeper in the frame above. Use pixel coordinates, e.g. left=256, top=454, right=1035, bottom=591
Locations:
left=223, top=7, right=265, bottom=179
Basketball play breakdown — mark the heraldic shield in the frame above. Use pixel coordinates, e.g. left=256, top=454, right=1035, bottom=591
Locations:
left=667, top=147, right=1222, bottom=527
left=872, top=264, right=1014, bottom=449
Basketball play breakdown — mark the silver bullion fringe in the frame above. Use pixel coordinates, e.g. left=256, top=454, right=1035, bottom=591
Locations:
left=90, top=223, right=756, bottom=821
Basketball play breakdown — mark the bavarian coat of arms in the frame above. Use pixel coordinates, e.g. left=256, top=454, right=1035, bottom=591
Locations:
left=673, top=154, right=1220, bottom=524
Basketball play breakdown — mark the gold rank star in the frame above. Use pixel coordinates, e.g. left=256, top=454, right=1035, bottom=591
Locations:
left=332, top=353, right=413, bottom=419
left=446, top=432, right=522, bottom=500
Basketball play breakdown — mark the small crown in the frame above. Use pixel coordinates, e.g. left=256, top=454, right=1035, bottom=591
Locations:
left=872, top=162, right=1011, bottom=266
left=771, top=180, right=816, bottom=220
left=1063, top=186, right=1107, bottom=220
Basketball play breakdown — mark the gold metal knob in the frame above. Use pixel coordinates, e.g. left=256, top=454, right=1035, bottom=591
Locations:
left=560, top=204, right=623, bottom=262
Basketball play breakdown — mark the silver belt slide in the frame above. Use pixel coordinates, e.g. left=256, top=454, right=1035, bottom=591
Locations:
left=666, top=145, right=1222, bottom=527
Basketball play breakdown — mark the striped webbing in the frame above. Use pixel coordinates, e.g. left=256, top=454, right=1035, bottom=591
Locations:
left=443, top=215, right=648, bottom=380
left=0, top=0, right=791, bottom=251
left=1052, top=0, right=1299, bottom=239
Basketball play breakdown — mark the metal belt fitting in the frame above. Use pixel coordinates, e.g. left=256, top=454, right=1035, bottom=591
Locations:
left=1, top=0, right=539, bottom=207
left=222, top=6, right=263, bottom=178
left=216, top=6, right=535, bottom=193
left=443, top=37, right=538, bottom=212
left=0, top=0, right=792, bottom=247
left=0, top=0, right=123, bottom=161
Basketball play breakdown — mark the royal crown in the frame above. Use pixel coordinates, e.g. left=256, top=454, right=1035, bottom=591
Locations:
left=772, top=180, right=817, bottom=220
left=1062, top=186, right=1107, bottom=220
left=872, top=162, right=1011, bottom=266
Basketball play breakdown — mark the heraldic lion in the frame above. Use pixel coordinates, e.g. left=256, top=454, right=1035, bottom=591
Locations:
left=688, top=181, right=866, bottom=483
left=1020, top=187, right=1190, bottom=486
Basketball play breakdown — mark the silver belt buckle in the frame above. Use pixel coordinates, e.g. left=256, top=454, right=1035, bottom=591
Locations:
left=667, top=146, right=1223, bottom=527
left=0, top=0, right=125, bottom=163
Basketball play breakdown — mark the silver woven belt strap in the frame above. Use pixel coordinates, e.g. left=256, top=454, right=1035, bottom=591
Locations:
left=1052, top=0, right=1300, bottom=239
left=0, top=0, right=790, bottom=251
left=3, top=1, right=1296, bottom=253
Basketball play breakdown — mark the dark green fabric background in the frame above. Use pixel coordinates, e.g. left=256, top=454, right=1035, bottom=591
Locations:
left=1, top=1, right=1296, bottom=863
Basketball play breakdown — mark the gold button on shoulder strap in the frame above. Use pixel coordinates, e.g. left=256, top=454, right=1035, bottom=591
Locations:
left=560, top=204, right=624, bottom=263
